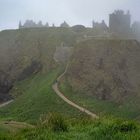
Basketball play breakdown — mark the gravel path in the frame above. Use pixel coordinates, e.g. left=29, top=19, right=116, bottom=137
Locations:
left=52, top=64, right=98, bottom=118
left=0, top=100, right=13, bottom=108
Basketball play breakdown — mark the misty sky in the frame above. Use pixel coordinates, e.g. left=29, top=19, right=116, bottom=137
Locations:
left=0, top=0, right=140, bottom=30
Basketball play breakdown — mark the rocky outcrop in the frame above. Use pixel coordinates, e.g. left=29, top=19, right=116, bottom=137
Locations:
left=53, top=44, right=73, bottom=63
left=18, top=61, right=42, bottom=81
left=0, top=71, right=13, bottom=103
left=0, top=60, right=42, bottom=102
left=0, top=28, right=77, bottom=102
left=65, top=39, right=140, bottom=103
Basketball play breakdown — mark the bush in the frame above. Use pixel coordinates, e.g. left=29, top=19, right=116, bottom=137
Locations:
left=114, top=121, right=137, bottom=133
left=39, top=113, right=68, bottom=132
left=89, top=117, right=138, bottom=138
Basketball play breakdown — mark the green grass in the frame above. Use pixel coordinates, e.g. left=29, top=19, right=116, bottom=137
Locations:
left=0, top=66, right=83, bottom=124
left=59, top=80, right=140, bottom=120
left=1, top=115, right=140, bottom=140
left=0, top=56, right=139, bottom=140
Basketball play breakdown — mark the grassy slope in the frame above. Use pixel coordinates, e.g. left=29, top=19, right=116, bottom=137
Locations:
left=0, top=27, right=84, bottom=123
left=0, top=66, right=82, bottom=123
left=0, top=30, right=140, bottom=139
left=60, top=80, right=140, bottom=120
left=1, top=64, right=140, bottom=140
left=0, top=27, right=78, bottom=86
left=1, top=116, right=140, bottom=140
left=59, top=39, right=140, bottom=120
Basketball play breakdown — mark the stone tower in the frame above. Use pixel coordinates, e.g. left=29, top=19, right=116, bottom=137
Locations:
left=109, top=10, right=131, bottom=34
left=19, top=21, right=22, bottom=29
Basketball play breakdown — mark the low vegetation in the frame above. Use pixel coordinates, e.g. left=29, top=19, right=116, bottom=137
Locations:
left=0, top=66, right=82, bottom=123
left=39, top=113, right=68, bottom=132
left=60, top=80, right=140, bottom=120
left=0, top=114, right=140, bottom=140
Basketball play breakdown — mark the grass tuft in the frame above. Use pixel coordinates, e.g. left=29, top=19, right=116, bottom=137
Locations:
left=39, top=113, right=68, bottom=132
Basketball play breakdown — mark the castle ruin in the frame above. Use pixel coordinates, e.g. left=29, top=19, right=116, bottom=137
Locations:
left=109, top=10, right=131, bottom=34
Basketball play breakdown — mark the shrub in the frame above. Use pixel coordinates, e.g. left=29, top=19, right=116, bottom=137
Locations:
left=89, top=117, right=138, bottom=139
left=39, top=113, right=68, bottom=132
left=115, top=121, right=137, bottom=133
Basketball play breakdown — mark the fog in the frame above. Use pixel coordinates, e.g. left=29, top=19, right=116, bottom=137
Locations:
left=0, top=0, right=140, bottom=30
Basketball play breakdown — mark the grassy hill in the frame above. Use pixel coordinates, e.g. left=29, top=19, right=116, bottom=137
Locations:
left=1, top=29, right=140, bottom=139
left=0, top=64, right=140, bottom=140
left=0, top=27, right=78, bottom=102
left=60, top=39, right=140, bottom=120
left=0, top=27, right=85, bottom=123
left=0, top=66, right=83, bottom=123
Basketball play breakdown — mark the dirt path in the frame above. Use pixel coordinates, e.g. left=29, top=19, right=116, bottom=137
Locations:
left=52, top=64, right=98, bottom=119
left=0, top=121, right=34, bottom=129
left=0, top=100, right=14, bottom=108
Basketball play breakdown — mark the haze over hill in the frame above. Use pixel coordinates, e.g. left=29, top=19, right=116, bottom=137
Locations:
left=0, top=1, right=140, bottom=139
left=64, top=39, right=140, bottom=103
left=0, top=28, right=77, bottom=102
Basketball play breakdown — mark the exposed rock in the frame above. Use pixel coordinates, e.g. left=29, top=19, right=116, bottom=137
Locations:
left=0, top=28, right=77, bottom=102
left=66, top=39, right=140, bottom=103
left=53, top=43, right=73, bottom=63
left=18, top=61, right=42, bottom=81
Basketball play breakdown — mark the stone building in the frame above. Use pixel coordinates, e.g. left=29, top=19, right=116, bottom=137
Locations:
left=132, top=21, right=140, bottom=41
left=60, top=21, right=69, bottom=28
left=132, top=21, right=140, bottom=34
left=92, top=20, right=108, bottom=31
left=19, top=20, right=49, bottom=29
left=109, top=10, right=131, bottom=34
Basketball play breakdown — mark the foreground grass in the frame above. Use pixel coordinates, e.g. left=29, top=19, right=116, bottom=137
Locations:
left=0, top=66, right=82, bottom=123
left=1, top=114, right=140, bottom=140
left=59, top=80, right=140, bottom=120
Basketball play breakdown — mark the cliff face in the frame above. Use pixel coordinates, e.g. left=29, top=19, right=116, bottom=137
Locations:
left=0, top=28, right=76, bottom=102
left=66, top=39, right=140, bottom=102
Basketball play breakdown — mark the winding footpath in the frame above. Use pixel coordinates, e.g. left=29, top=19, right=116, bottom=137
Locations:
left=0, top=100, right=13, bottom=108
left=52, top=64, right=98, bottom=119
left=0, top=64, right=98, bottom=118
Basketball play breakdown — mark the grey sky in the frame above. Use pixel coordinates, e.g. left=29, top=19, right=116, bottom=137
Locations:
left=0, top=0, right=140, bottom=30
